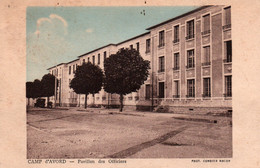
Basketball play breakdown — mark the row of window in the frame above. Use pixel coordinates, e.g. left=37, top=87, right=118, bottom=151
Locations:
left=129, top=42, right=140, bottom=51
left=146, top=6, right=231, bottom=52
left=82, top=51, right=107, bottom=66
left=145, top=75, right=232, bottom=99
left=157, top=40, right=232, bottom=72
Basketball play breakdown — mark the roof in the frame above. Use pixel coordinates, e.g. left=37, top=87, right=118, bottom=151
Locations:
left=47, top=63, right=65, bottom=70
left=146, top=6, right=212, bottom=30
left=66, top=58, right=79, bottom=65
left=78, top=43, right=116, bottom=58
left=78, top=32, right=150, bottom=59
left=116, top=31, right=150, bottom=46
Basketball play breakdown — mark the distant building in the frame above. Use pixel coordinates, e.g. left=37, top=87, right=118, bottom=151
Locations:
left=48, top=5, right=232, bottom=111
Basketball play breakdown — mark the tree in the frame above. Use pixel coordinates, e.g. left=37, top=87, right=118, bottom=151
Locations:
left=32, top=79, right=42, bottom=99
left=41, top=74, right=56, bottom=104
left=26, top=82, right=34, bottom=106
left=70, top=62, right=103, bottom=109
left=103, top=48, right=150, bottom=112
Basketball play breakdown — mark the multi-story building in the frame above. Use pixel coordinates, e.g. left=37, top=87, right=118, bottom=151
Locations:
left=47, top=5, right=232, bottom=111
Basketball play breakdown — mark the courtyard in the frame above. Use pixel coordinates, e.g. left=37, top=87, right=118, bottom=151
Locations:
left=27, top=108, right=232, bottom=158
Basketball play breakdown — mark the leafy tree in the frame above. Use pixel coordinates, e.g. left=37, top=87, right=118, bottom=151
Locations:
left=32, top=79, right=42, bottom=99
left=70, top=62, right=103, bottom=109
left=26, top=82, right=34, bottom=106
left=103, top=48, right=150, bottom=112
left=41, top=74, right=56, bottom=104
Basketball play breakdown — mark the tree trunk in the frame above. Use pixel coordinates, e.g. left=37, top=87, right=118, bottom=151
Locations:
left=85, top=94, right=88, bottom=109
left=27, top=98, right=30, bottom=106
left=92, top=93, right=95, bottom=106
left=119, top=94, right=123, bottom=112
left=78, top=94, right=81, bottom=107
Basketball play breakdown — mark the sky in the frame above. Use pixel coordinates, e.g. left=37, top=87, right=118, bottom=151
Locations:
left=26, top=6, right=198, bottom=82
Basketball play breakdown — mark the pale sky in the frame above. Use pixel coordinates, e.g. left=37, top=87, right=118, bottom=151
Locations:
left=26, top=6, right=197, bottom=82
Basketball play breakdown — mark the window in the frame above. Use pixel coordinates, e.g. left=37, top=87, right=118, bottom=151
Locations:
left=187, top=79, right=195, bottom=97
left=159, top=82, right=165, bottom=98
left=173, top=81, right=179, bottom=98
left=146, top=39, right=151, bottom=53
left=92, top=55, right=95, bottom=65
left=136, top=42, right=139, bottom=52
left=73, top=65, right=75, bottom=73
left=202, top=46, right=211, bottom=66
left=158, top=56, right=165, bottom=72
left=56, top=69, right=58, bottom=75
left=223, top=6, right=231, bottom=29
left=225, top=76, right=232, bottom=97
left=52, top=70, right=53, bottom=75
left=130, top=45, right=133, bottom=49
left=202, top=14, right=210, bottom=35
left=104, top=51, right=107, bottom=60
left=145, top=84, right=151, bottom=100
left=158, top=30, right=165, bottom=47
left=186, top=20, right=194, bottom=40
left=83, top=59, right=85, bottom=63
left=203, top=78, right=211, bottom=97
left=173, top=53, right=179, bottom=70
left=98, top=54, right=100, bottom=64
left=173, top=25, right=179, bottom=43
left=224, top=41, right=232, bottom=63
left=88, top=57, right=90, bottom=62
left=187, top=49, right=195, bottom=68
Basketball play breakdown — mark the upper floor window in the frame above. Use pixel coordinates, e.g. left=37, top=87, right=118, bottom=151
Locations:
left=136, top=42, right=139, bottom=52
left=173, top=53, right=180, bottom=70
left=202, top=46, right=211, bottom=66
left=88, top=57, right=90, bottom=62
left=158, top=56, right=165, bottom=72
left=202, top=14, right=210, bottom=35
left=98, top=54, right=100, bottom=64
left=83, top=59, right=85, bottom=64
left=130, top=45, right=133, bottom=49
left=173, top=25, right=179, bottom=43
left=104, top=51, right=107, bottom=60
left=187, top=49, right=195, bottom=68
left=158, top=30, right=165, bottom=47
left=73, top=65, right=75, bottom=73
left=224, top=40, right=232, bottom=63
left=186, top=20, right=194, bottom=40
left=92, top=55, right=95, bottom=65
left=223, top=6, right=231, bottom=30
left=69, top=66, right=71, bottom=75
left=146, top=39, right=151, bottom=53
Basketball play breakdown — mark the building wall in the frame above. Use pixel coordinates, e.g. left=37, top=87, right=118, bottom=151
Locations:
left=47, top=5, right=232, bottom=109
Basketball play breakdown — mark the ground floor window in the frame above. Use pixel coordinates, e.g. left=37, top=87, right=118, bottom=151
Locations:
left=159, top=82, right=165, bottom=98
left=203, top=78, right=211, bottom=97
left=145, top=84, right=151, bottom=100
left=187, top=79, right=195, bottom=97
left=225, top=75, right=232, bottom=97
left=173, top=80, right=179, bottom=98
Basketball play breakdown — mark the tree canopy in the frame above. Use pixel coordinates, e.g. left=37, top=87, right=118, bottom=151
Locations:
left=103, top=48, right=150, bottom=111
left=70, top=62, right=103, bottom=108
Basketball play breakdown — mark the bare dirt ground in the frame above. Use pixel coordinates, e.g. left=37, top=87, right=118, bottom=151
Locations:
left=27, top=108, right=232, bottom=158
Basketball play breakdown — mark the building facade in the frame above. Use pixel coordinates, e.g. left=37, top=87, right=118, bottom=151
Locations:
left=47, top=5, right=232, bottom=111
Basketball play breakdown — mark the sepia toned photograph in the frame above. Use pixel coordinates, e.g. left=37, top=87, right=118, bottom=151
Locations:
left=26, top=5, right=232, bottom=159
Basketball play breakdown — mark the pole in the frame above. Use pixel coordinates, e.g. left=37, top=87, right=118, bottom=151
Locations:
left=151, top=36, right=154, bottom=112
left=54, top=66, right=57, bottom=108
